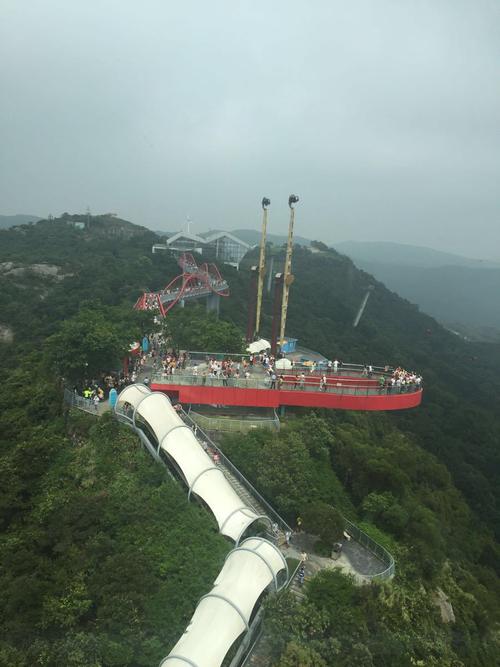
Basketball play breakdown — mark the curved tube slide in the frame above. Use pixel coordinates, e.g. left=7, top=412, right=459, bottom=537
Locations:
left=116, top=385, right=287, bottom=667
left=160, top=538, right=287, bottom=667
left=117, top=385, right=261, bottom=543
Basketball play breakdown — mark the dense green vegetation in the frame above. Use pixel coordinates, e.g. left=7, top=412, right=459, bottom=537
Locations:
left=224, top=245, right=500, bottom=540
left=45, top=305, right=153, bottom=382
left=264, top=565, right=497, bottom=667
left=0, top=407, right=228, bottom=665
left=164, top=305, right=244, bottom=354
left=335, top=240, right=500, bottom=341
left=221, top=414, right=500, bottom=664
left=0, top=216, right=499, bottom=665
left=0, top=217, right=230, bottom=665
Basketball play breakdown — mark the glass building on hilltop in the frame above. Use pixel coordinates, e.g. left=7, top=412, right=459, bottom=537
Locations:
left=152, top=230, right=251, bottom=268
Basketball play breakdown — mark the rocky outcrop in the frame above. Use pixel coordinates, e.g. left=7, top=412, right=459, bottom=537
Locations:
left=0, top=325, right=14, bottom=343
left=433, top=587, right=455, bottom=623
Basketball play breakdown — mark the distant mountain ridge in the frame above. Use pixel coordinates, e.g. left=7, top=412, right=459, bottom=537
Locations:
left=334, top=241, right=500, bottom=341
left=334, top=240, right=500, bottom=269
left=6, top=214, right=499, bottom=340
left=0, top=214, right=41, bottom=230
left=230, top=228, right=312, bottom=247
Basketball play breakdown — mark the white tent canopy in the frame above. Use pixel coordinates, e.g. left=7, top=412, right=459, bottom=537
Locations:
left=246, top=338, right=271, bottom=354
left=160, top=538, right=287, bottom=667
left=116, top=385, right=264, bottom=542
left=275, top=358, right=292, bottom=370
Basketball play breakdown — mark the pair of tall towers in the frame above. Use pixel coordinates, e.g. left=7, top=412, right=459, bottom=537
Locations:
left=247, top=195, right=299, bottom=354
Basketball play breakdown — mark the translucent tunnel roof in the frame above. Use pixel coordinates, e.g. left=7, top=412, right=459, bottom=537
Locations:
left=160, top=537, right=287, bottom=667
left=116, top=385, right=261, bottom=542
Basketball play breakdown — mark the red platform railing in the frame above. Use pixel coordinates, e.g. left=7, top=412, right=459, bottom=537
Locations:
left=149, top=373, right=422, bottom=411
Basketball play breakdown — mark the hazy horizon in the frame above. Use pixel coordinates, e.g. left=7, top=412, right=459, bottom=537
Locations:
left=2, top=211, right=500, bottom=263
left=1, top=1, right=498, bottom=259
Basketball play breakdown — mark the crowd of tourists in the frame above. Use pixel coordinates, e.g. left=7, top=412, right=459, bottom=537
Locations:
left=383, top=367, right=423, bottom=393
left=154, top=350, right=189, bottom=376
left=75, top=328, right=423, bottom=404
left=142, top=293, right=159, bottom=310
left=74, top=373, right=125, bottom=410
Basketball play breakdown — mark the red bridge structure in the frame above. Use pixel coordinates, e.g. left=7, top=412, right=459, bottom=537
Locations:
left=134, top=253, right=229, bottom=317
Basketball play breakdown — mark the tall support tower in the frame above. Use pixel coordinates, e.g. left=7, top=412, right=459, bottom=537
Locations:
left=279, top=195, right=299, bottom=348
left=271, top=273, right=284, bottom=355
left=255, top=197, right=270, bottom=336
left=246, top=266, right=259, bottom=342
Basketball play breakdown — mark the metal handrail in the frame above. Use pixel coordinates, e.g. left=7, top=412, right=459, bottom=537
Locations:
left=63, top=388, right=100, bottom=415
left=115, top=404, right=134, bottom=423
left=285, top=559, right=304, bottom=590
left=112, top=397, right=291, bottom=537
left=180, top=410, right=293, bottom=536
left=188, top=410, right=280, bottom=434
left=185, top=350, right=393, bottom=371
left=150, top=372, right=422, bottom=397
left=160, top=283, right=228, bottom=303
left=343, top=517, right=395, bottom=580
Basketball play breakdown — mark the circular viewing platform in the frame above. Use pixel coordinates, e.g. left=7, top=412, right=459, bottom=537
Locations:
left=149, top=361, right=423, bottom=411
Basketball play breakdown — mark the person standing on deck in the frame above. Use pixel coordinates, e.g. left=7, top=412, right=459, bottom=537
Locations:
left=299, top=373, right=305, bottom=390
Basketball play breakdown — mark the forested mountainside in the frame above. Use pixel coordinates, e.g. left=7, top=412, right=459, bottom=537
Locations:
left=334, top=241, right=500, bottom=342
left=225, top=246, right=500, bottom=536
left=0, top=216, right=499, bottom=666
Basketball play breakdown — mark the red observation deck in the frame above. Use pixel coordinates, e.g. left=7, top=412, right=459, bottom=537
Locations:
left=150, top=372, right=422, bottom=411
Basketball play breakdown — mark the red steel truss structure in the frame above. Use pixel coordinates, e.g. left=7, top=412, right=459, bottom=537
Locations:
left=134, top=253, right=230, bottom=317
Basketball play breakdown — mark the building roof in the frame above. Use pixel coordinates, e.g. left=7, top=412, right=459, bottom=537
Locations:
left=202, top=230, right=251, bottom=248
left=165, top=229, right=251, bottom=249
left=166, top=231, right=206, bottom=245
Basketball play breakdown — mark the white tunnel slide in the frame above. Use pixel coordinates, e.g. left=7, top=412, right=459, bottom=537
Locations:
left=115, top=385, right=288, bottom=667
left=161, top=537, right=287, bottom=667
left=117, top=384, right=264, bottom=542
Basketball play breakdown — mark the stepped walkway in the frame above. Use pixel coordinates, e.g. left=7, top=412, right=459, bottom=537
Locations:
left=180, top=410, right=291, bottom=545
left=174, top=411, right=394, bottom=583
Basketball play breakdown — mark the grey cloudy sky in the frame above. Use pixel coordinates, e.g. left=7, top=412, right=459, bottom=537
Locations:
left=1, top=0, right=499, bottom=258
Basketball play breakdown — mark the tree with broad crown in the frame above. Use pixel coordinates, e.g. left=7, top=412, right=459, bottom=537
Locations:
left=44, top=305, right=142, bottom=381
left=302, top=502, right=344, bottom=549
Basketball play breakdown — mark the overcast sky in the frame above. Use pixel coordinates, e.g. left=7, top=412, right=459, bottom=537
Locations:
left=1, top=0, right=499, bottom=258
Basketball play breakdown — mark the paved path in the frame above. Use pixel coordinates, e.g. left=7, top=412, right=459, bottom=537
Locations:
left=245, top=532, right=388, bottom=666
left=286, top=531, right=387, bottom=585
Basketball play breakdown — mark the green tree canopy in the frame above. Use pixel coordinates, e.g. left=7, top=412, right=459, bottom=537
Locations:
left=302, top=502, right=344, bottom=549
left=44, top=305, right=144, bottom=381
left=163, top=305, right=244, bottom=353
